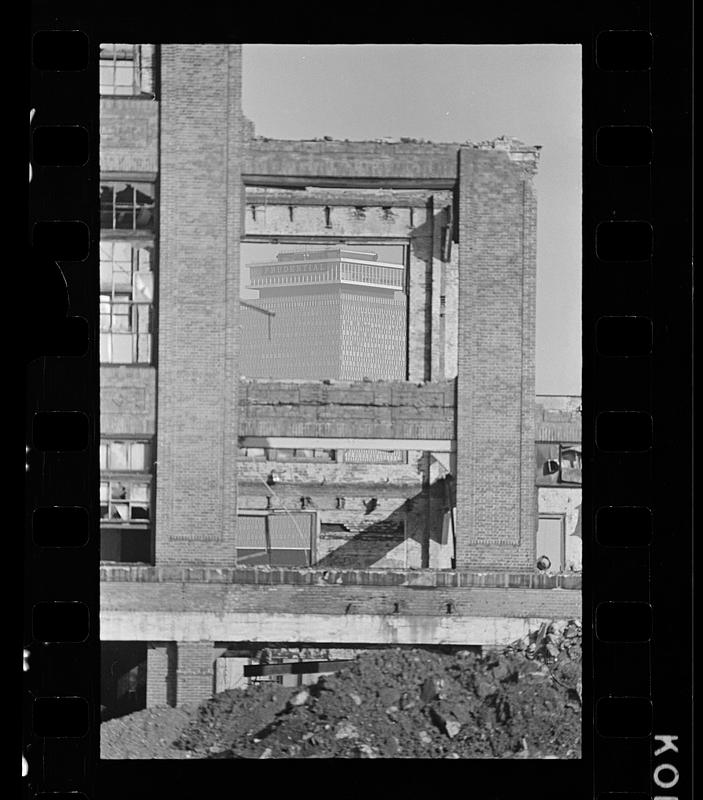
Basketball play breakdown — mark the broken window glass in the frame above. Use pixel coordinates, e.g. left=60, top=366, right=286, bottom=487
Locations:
left=559, top=445, right=582, bottom=484
left=130, top=504, right=149, bottom=521
left=535, top=443, right=560, bottom=485
left=99, top=243, right=154, bottom=364
left=111, top=483, right=128, bottom=500
left=100, top=182, right=155, bottom=232
left=100, top=185, right=114, bottom=227
left=133, top=273, right=153, bottom=303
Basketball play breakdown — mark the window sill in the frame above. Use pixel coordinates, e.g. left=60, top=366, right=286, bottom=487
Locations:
left=100, top=522, right=150, bottom=529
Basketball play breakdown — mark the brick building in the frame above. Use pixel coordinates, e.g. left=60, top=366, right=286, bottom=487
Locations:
left=99, top=43, right=580, bottom=716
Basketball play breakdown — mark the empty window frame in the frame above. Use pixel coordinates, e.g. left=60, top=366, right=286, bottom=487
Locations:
left=100, top=241, right=154, bottom=364
left=235, top=513, right=313, bottom=567
left=99, top=43, right=156, bottom=97
left=100, top=182, right=155, bottom=231
left=100, top=479, right=151, bottom=522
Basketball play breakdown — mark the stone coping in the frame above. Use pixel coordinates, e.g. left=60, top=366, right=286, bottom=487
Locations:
left=100, top=565, right=581, bottom=590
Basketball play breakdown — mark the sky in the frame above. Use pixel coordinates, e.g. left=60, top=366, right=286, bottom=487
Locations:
left=241, top=45, right=582, bottom=396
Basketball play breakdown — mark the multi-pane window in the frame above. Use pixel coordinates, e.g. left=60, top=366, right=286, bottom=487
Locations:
left=100, top=440, right=152, bottom=471
left=100, top=438, right=153, bottom=563
left=100, top=241, right=154, bottom=364
left=100, top=479, right=151, bottom=522
left=99, top=44, right=155, bottom=97
left=100, top=440, right=152, bottom=522
left=100, top=182, right=155, bottom=231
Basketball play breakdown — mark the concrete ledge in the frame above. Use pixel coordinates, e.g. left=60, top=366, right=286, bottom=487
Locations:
left=99, top=565, right=582, bottom=590
left=100, top=610, right=567, bottom=646
left=101, top=581, right=581, bottom=645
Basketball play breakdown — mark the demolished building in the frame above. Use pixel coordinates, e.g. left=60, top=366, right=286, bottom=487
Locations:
left=98, top=43, right=581, bottom=717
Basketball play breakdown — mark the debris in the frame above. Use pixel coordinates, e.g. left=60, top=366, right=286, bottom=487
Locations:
left=420, top=676, right=440, bottom=704
left=288, top=689, right=310, bottom=708
left=355, top=743, right=378, bottom=758
left=334, top=721, right=359, bottom=740
left=102, top=622, right=582, bottom=760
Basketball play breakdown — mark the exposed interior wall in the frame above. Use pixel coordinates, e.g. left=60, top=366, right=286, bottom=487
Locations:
left=538, top=488, right=582, bottom=571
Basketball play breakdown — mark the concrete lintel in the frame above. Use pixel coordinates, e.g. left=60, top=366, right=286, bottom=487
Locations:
left=239, top=437, right=456, bottom=452
left=242, top=175, right=456, bottom=191
left=243, top=234, right=411, bottom=245
left=100, top=611, right=563, bottom=647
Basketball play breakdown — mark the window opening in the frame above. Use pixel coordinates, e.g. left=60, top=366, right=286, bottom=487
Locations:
left=99, top=241, right=154, bottom=363
left=99, top=44, right=156, bottom=97
left=100, top=182, right=155, bottom=232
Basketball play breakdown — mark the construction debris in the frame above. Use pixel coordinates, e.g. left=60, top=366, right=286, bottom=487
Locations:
left=101, top=619, right=582, bottom=759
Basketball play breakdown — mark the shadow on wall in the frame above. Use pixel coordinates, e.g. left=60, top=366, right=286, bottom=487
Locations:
left=314, top=476, right=455, bottom=569
left=409, top=206, right=452, bottom=263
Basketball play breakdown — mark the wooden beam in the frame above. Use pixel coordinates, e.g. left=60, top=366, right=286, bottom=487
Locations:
left=243, top=659, right=354, bottom=677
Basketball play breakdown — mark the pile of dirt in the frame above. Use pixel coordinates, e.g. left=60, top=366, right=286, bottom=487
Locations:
left=102, top=619, right=582, bottom=760
left=101, top=704, right=198, bottom=759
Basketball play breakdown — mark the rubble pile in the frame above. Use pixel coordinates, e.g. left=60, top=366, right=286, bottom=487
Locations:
left=102, top=620, right=581, bottom=760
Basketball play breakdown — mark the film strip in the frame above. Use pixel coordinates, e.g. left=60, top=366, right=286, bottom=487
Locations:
left=25, top=5, right=692, bottom=798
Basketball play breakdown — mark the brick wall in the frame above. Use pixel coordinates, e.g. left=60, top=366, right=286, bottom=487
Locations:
left=244, top=199, right=416, bottom=239
left=238, top=379, right=455, bottom=440
left=155, top=45, right=243, bottom=564
left=175, top=642, right=227, bottom=706
left=244, top=139, right=462, bottom=182
left=455, top=147, right=538, bottom=569
left=146, top=642, right=176, bottom=707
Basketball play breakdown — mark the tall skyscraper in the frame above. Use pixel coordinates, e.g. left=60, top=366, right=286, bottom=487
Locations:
left=240, top=248, right=407, bottom=380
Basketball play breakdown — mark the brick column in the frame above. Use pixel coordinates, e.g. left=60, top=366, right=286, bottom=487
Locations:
left=407, top=199, right=434, bottom=381
left=455, top=145, right=538, bottom=570
left=155, top=45, right=243, bottom=564
left=175, top=642, right=226, bottom=706
left=146, top=642, right=177, bottom=707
